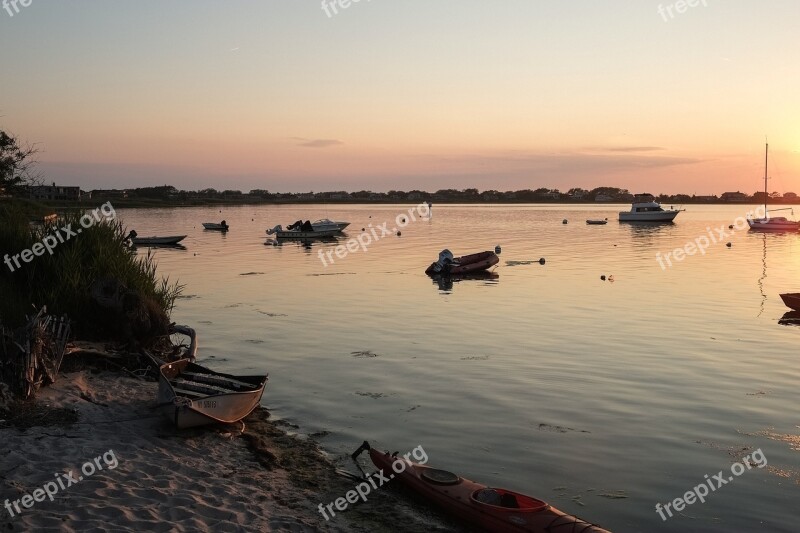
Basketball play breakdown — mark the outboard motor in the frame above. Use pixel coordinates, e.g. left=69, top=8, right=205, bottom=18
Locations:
left=426, top=249, right=455, bottom=274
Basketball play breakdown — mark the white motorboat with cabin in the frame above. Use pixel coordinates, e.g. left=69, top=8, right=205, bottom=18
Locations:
left=747, top=143, right=800, bottom=232
left=310, top=218, right=349, bottom=232
left=619, top=194, right=682, bottom=222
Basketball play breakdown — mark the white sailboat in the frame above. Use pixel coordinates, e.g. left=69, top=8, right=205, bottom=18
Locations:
left=747, top=143, right=800, bottom=231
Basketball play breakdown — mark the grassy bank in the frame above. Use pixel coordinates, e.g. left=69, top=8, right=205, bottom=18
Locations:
left=0, top=199, right=181, bottom=335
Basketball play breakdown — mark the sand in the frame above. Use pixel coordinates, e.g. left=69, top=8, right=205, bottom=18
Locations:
left=0, top=370, right=460, bottom=532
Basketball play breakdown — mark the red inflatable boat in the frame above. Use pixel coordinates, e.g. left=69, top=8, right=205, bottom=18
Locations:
left=358, top=443, right=611, bottom=533
left=425, top=250, right=499, bottom=275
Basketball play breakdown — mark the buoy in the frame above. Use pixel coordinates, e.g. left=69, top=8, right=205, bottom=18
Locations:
left=727, top=242, right=732, bottom=247
left=728, top=225, right=734, bottom=229
left=495, top=245, right=501, bottom=254
left=562, top=219, right=568, bottom=224
left=539, top=258, right=546, bottom=265
left=397, top=231, right=401, bottom=236
left=362, top=228, right=365, bottom=231
left=401, top=217, right=406, bottom=223
left=601, top=275, right=606, bottom=280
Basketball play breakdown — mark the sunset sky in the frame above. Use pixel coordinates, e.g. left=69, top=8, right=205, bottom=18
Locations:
left=1, top=1, right=799, bottom=194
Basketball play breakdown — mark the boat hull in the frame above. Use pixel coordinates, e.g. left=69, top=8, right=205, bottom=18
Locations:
left=747, top=219, right=800, bottom=231
left=780, top=293, right=800, bottom=311
left=618, top=211, right=679, bottom=222
left=311, top=219, right=350, bottom=232
left=368, top=447, right=610, bottom=533
left=202, top=223, right=229, bottom=231
left=131, top=235, right=187, bottom=245
left=425, top=251, right=499, bottom=275
left=586, top=220, right=608, bottom=225
left=272, top=228, right=340, bottom=239
left=158, top=359, right=267, bottom=429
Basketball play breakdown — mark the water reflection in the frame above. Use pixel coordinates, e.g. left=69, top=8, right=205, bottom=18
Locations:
left=757, top=233, right=767, bottom=317
left=265, top=236, right=341, bottom=250
left=429, top=271, right=499, bottom=293
left=778, top=311, right=800, bottom=327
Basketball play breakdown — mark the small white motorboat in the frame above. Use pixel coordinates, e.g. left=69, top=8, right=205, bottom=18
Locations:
left=129, top=231, right=187, bottom=246
left=266, top=221, right=340, bottom=239
left=158, top=359, right=268, bottom=429
left=619, top=194, right=682, bottom=222
left=311, top=218, right=350, bottom=232
left=202, top=220, right=229, bottom=231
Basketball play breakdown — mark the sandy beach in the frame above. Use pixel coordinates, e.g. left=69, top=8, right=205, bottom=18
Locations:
left=0, top=369, right=459, bottom=532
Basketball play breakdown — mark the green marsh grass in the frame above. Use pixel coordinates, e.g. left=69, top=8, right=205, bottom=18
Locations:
left=0, top=201, right=182, bottom=335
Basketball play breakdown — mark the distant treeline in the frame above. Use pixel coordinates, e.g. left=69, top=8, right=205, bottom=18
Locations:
left=20, top=185, right=797, bottom=207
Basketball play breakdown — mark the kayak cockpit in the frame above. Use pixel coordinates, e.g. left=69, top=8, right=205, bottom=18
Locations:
left=471, top=488, right=549, bottom=512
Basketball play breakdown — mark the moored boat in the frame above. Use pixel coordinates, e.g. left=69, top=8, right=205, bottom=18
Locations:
left=619, top=194, right=682, bottom=222
left=779, top=292, right=800, bottom=311
left=425, top=249, right=499, bottom=275
left=129, top=231, right=186, bottom=246
left=202, top=220, right=229, bottom=231
left=586, top=218, right=608, bottom=225
left=354, top=442, right=610, bottom=533
left=747, top=143, right=800, bottom=231
left=158, top=359, right=268, bottom=429
left=311, top=218, right=350, bottom=232
left=267, top=221, right=340, bottom=239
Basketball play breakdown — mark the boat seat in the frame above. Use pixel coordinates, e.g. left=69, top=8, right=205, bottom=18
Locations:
left=181, top=371, right=257, bottom=391
left=170, top=379, right=238, bottom=396
left=171, top=387, right=207, bottom=399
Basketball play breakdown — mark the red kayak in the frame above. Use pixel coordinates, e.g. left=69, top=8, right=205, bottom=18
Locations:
left=425, top=250, right=499, bottom=276
left=363, top=444, right=611, bottom=532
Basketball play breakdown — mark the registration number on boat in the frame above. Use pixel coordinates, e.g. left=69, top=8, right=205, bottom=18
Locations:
left=198, top=400, right=217, bottom=408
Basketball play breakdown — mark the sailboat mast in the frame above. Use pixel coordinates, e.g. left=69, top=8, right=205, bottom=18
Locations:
left=764, top=142, right=768, bottom=216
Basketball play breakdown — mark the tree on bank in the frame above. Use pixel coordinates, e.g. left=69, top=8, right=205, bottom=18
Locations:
left=0, top=129, right=39, bottom=195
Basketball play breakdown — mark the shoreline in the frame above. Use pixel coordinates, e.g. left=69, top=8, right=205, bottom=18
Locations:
left=0, top=369, right=459, bottom=532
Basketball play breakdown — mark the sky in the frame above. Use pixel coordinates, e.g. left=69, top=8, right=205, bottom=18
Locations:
left=1, top=0, right=799, bottom=194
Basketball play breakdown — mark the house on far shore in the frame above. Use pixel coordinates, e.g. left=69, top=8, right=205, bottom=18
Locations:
left=92, top=189, right=128, bottom=199
left=694, top=195, right=718, bottom=202
left=29, top=183, right=85, bottom=201
left=595, top=193, right=614, bottom=202
left=721, top=191, right=749, bottom=202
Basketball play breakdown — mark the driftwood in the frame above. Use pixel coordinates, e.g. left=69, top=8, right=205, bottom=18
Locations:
left=0, top=307, right=71, bottom=400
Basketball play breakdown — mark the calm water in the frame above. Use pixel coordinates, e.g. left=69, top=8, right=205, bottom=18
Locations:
left=121, top=204, right=799, bottom=532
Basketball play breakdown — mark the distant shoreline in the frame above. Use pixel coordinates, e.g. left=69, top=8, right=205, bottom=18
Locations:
left=34, top=198, right=785, bottom=210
